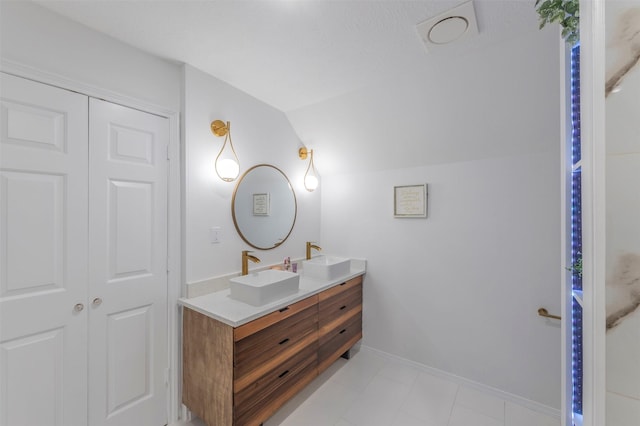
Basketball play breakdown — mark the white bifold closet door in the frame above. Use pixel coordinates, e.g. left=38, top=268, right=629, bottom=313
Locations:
left=88, top=98, right=168, bottom=426
left=0, top=72, right=90, bottom=426
left=0, top=73, right=168, bottom=426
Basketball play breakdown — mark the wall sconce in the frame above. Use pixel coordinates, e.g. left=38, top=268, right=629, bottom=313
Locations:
left=298, top=147, right=319, bottom=192
left=211, top=120, right=240, bottom=182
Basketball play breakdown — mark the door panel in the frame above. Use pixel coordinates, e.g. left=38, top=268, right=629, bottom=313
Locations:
left=88, top=98, right=168, bottom=426
left=0, top=73, right=89, bottom=426
left=2, top=100, right=66, bottom=152
left=109, top=124, right=154, bottom=165
left=109, top=180, right=153, bottom=279
left=1, top=171, right=64, bottom=295
left=1, top=328, right=64, bottom=426
left=107, top=305, right=153, bottom=416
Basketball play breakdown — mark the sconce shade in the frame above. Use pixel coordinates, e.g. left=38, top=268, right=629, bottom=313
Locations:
left=211, top=120, right=240, bottom=182
left=304, top=174, right=319, bottom=191
left=216, top=158, right=240, bottom=182
left=299, top=147, right=319, bottom=192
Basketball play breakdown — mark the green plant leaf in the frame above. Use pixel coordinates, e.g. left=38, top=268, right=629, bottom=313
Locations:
left=535, top=0, right=579, bottom=45
left=565, top=1, right=579, bottom=14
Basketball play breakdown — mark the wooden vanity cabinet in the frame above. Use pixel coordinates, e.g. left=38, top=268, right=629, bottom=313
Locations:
left=182, top=275, right=363, bottom=426
left=317, top=276, right=363, bottom=373
left=232, top=296, right=319, bottom=425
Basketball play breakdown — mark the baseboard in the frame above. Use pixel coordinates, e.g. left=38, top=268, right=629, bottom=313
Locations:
left=360, top=345, right=562, bottom=419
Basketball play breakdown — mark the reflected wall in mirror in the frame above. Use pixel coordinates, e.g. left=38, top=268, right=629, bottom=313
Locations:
left=232, top=164, right=297, bottom=250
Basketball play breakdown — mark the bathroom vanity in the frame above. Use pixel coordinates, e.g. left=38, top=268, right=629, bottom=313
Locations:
left=180, top=262, right=365, bottom=426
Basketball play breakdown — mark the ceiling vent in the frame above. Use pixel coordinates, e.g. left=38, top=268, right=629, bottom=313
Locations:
left=416, top=1, right=479, bottom=50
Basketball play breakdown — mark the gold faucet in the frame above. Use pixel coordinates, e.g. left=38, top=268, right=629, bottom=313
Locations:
left=306, top=242, right=322, bottom=260
left=242, top=250, right=260, bottom=275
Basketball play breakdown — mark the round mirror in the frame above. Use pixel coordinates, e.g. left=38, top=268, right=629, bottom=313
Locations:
left=232, top=164, right=297, bottom=250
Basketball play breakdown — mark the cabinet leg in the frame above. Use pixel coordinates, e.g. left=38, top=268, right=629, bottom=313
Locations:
left=341, top=348, right=352, bottom=360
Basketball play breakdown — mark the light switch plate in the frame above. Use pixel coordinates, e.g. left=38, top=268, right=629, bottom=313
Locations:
left=209, top=227, right=221, bottom=244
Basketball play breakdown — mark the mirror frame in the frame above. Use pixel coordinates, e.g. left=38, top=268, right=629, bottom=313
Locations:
left=231, top=164, right=298, bottom=250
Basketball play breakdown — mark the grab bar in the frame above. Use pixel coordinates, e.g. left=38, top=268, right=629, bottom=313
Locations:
left=538, top=308, right=561, bottom=320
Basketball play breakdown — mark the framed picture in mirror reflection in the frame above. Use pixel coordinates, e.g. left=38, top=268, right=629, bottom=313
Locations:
left=253, top=193, right=270, bottom=216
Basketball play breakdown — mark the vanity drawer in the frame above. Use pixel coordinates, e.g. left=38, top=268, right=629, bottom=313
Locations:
left=318, top=283, right=362, bottom=327
left=234, top=295, right=318, bottom=341
left=319, top=304, right=362, bottom=346
left=318, top=312, right=362, bottom=371
left=234, top=305, right=318, bottom=379
left=234, top=343, right=318, bottom=426
left=318, top=276, right=362, bottom=304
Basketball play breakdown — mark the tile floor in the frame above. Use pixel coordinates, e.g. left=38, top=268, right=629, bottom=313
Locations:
left=181, top=347, right=560, bottom=426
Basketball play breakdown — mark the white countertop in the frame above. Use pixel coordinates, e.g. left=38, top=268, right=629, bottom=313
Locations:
left=178, top=259, right=366, bottom=327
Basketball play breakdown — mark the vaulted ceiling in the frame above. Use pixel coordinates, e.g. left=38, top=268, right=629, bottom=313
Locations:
left=33, top=0, right=560, bottom=174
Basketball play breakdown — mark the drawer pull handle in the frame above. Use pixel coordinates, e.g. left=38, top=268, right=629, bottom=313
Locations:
left=279, top=307, right=289, bottom=313
left=279, top=338, right=290, bottom=345
left=339, top=305, right=347, bottom=310
left=339, top=329, right=347, bottom=334
left=340, top=282, right=346, bottom=286
left=278, top=370, right=290, bottom=378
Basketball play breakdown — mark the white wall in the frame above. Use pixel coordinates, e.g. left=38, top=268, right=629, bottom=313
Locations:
left=0, top=1, right=181, bottom=112
left=183, top=65, right=321, bottom=284
left=291, top=19, right=564, bottom=409
left=285, top=27, right=560, bottom=176
left=320, top=153, right=561, bottom=408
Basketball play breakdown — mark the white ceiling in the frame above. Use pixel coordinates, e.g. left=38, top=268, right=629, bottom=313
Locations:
left=29, top=0, right=558, bottom=175
left=34, top=0, right=542, bottom=112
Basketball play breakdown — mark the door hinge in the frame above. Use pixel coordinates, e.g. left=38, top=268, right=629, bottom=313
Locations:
left=165, top=367, right=170, bottom=386
left=166, top=144, right=170, bottom=161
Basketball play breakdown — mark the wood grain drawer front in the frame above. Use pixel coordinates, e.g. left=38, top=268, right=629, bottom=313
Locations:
left=318, top=275, right=363, bottom=303
left=234, top=344, right=318, bottom=426
left=319, top=308, right=362, bottom=347
left=234, top=304, right=318, bottom=379
left=234, top=295, right=318, bottom=342
left=318, top=312, right=362, bottom=372
left=318, top=283, right=362, bottom=327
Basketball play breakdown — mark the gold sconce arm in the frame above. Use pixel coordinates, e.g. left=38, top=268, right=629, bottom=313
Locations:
left=299, top=147, right=319, bottom=192
left=211, top=120, right=240, bottom=182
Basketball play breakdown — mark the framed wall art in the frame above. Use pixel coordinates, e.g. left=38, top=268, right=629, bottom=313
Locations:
left=394, top=184, right=427, bottom=218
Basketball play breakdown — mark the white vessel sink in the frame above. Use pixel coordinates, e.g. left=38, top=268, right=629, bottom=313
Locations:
left=302, top=256, right=350, bottom=281
left=229, top=270, right=300, bottom=306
